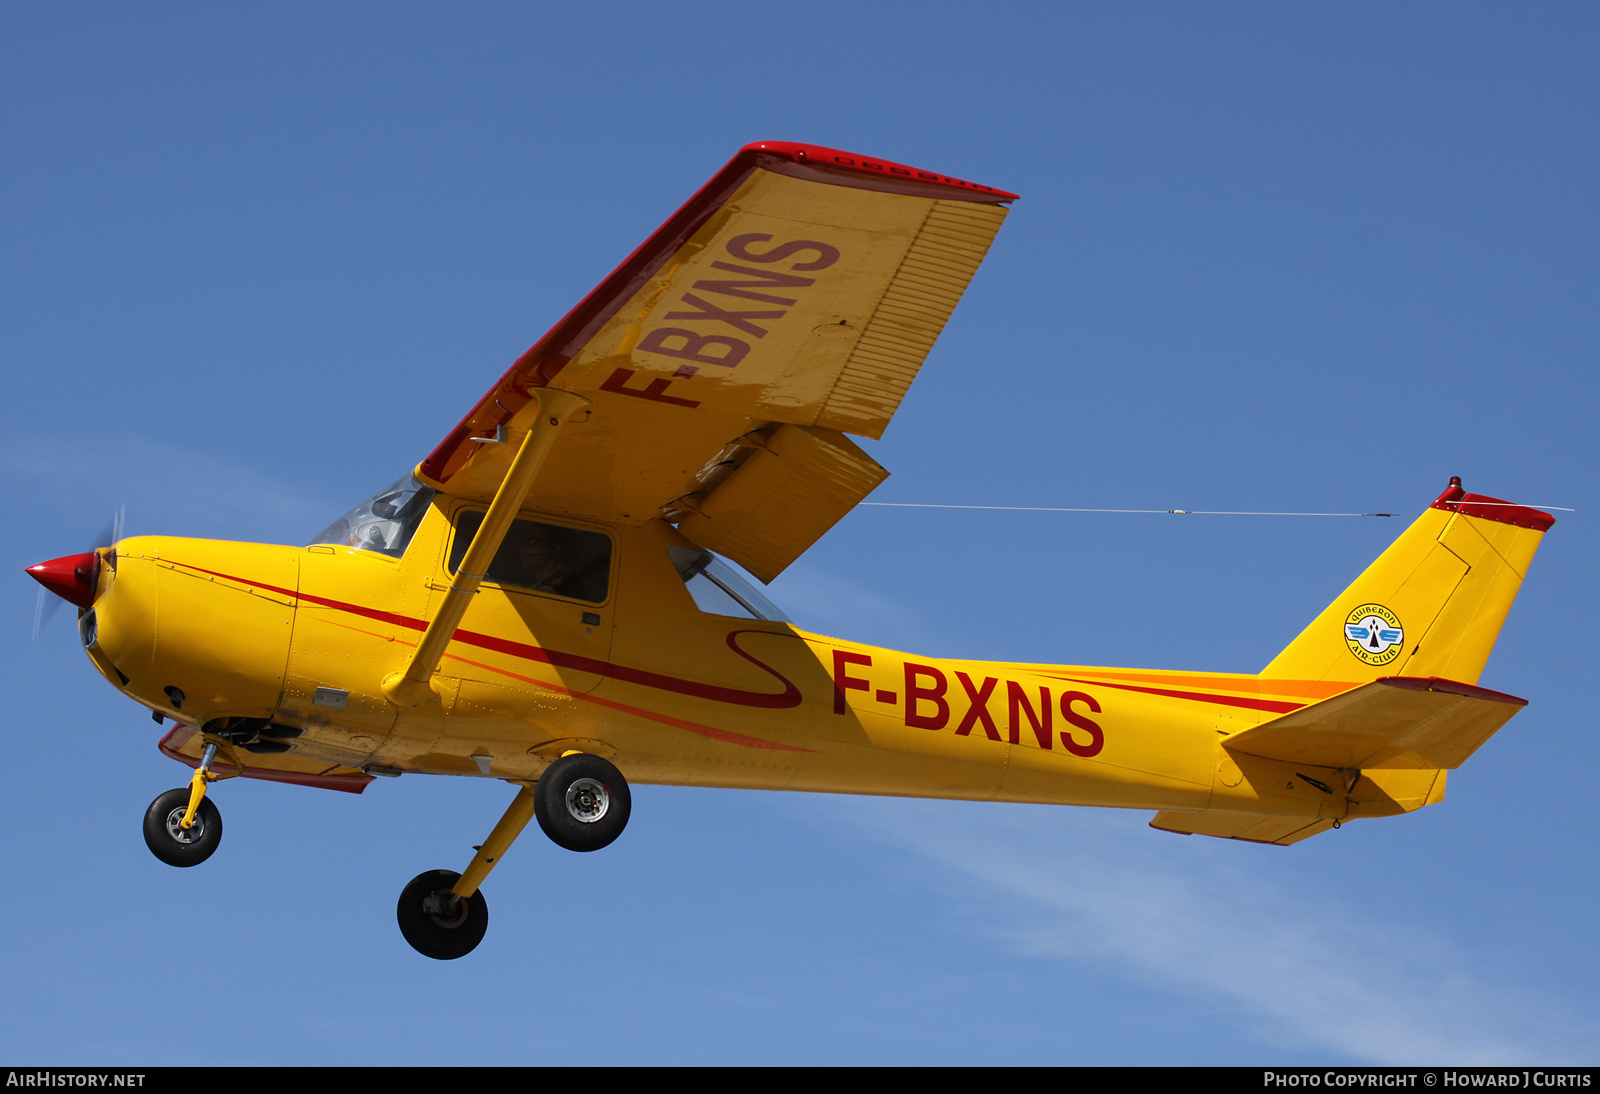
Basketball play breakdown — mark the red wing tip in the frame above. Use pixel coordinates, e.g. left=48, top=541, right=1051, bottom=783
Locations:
left=740, top=140, right=1019, bottom=201
left=1375, top=676, right=1529, bottom=707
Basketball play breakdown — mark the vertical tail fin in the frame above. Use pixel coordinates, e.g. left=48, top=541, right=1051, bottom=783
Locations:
left=1262, top=478, right=1553, bottom=687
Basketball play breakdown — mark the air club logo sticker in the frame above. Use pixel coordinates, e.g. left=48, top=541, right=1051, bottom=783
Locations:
left=1344, top=604, right=1405, bottom=666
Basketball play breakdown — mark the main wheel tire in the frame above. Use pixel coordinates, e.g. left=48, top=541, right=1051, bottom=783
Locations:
left=396, top=870, right=488, bottom=960
left=142, top=788, right=222, bottom=867
left=535, top=753, right=631, bottom=852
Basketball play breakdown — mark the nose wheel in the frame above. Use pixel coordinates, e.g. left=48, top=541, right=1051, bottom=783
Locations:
left=143, top=787, right=222, bottom=866
left=143, top=736, right=238, bottom=867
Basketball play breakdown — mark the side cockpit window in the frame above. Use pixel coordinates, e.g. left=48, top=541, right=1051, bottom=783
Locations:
left=449, top=511, right=612, bottom=604
left=311, top=474, right=436, bottom=558
left=668, top=546, right=791, bottom=623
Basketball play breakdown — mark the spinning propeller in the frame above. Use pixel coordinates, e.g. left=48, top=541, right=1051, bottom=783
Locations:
left=28, top=507, right=123, bottom=639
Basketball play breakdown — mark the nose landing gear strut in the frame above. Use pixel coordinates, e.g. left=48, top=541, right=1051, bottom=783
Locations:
left=143, top=737, right=240, bottom=867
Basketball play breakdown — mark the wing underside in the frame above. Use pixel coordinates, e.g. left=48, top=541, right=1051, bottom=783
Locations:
left=416, top=143, right=1015, bottom=581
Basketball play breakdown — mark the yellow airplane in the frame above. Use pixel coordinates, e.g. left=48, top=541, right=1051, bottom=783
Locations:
left=26, top=142, right=1554, bottom=959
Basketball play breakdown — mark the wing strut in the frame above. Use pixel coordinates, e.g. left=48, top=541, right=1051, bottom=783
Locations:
left=382, top=388, right=591, bottom=708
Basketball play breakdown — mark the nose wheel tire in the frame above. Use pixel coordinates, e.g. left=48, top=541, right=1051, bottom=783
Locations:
left=535, top=753, right=631, bottom=852
left=397, top=870, right=488, bottom=960
left=143, top=788, right=223, bottom=867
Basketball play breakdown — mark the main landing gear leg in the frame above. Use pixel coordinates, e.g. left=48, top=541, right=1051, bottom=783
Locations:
left=396, top=784, right=537, bottom=960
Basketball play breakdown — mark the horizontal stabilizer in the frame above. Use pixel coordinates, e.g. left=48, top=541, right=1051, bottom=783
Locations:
left=1149, top=811, right=1334, bottom=845
left=1223, top=676, right=1526, bottom=770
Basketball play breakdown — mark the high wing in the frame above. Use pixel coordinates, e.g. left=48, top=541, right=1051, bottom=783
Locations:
left=415, top=142, right=1017, bottom=581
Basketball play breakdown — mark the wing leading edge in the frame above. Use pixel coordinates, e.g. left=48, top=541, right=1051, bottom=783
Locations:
left=416, top=142, right=1016, bottom=581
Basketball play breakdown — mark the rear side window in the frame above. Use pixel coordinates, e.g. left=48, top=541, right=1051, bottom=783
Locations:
left=449, top=511, right=612, bottom=604
left=668, top=546, right=790, bottom=623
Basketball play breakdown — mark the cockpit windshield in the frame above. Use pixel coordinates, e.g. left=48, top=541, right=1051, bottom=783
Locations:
left=311, top=474, right=436, bottom=558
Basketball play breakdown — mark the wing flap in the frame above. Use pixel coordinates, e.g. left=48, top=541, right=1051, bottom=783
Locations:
left=1222, top=676, right=1527, bottom=770
left=676, top=424, right=889, bottom=582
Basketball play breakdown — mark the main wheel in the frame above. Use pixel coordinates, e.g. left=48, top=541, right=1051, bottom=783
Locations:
left=396, top=869, right=488, bottom=960
left=535, top=753, right=631, bottom=852
left=143, top=788, right=222, bottom=867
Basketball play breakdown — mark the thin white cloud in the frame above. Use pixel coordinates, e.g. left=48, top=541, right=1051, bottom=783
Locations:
left=846, top=799, right=1596, bottom=1064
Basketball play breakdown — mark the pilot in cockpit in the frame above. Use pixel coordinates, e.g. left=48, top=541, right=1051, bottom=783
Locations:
left=516, top=526, right=577, bottom=596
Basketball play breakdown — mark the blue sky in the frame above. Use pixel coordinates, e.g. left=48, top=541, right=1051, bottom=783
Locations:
left=3, top=3, right=1597, bottom=1064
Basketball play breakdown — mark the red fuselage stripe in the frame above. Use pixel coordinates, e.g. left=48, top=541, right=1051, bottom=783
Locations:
left=179, top=564, right=803, bottom=710
left=1045, top=675, right=1307, bottom=714
left=443, top=651, right=812, bottom=752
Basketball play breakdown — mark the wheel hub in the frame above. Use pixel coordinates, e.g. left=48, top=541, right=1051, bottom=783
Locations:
left=422, top=888, right=469, bottom=930
left=163, top=808, right=205, bottom=844
left=564, top=778, right=609, bottom=824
